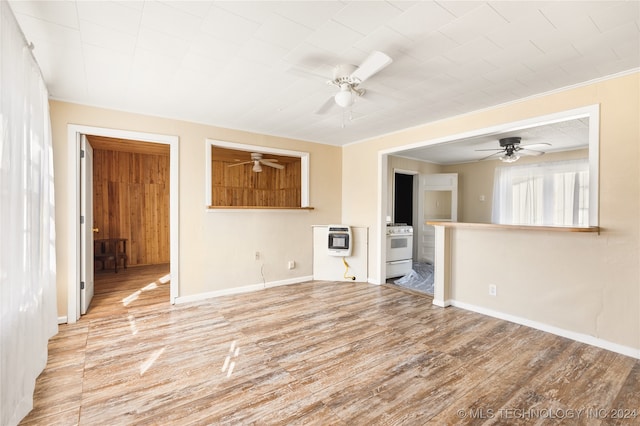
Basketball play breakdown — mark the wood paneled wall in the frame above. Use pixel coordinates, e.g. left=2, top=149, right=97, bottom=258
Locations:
left=93, top=149, right=170, bottom=266
left=211, top=159, right=301, bottom=207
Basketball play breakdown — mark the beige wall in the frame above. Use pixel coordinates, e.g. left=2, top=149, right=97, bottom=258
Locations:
left=50, top=101, right=342, bottom=316
left=343, top=73, right=639, bottom=351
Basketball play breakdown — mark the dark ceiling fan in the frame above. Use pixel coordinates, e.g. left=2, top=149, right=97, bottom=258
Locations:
left=476, top=137, right=551, bottom=163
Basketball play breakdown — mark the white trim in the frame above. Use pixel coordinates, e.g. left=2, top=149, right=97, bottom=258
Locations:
left=265, top=275, right=313, bottom=288
left=379, top=105, right=599, bottom=156
left=57, top=316, right=68, bottom=324
left=392, top=168, right=419, bottom=228
left=374, top=153, right=388, bottom=285
left=393, top=168, right=419, bottom=175
left=451, top=300, right=640, bottom=360
left=206, top=209, right=313, bottom=214
left=66, top=125, right=180, bottom=323
left=431, top=299, right=452, bottom=308
left=174, top=276, right=313, bottom=304
left=175, top=284, right=264, bottom=304
left=205, top=139, right=310, bottom=207
left=587, top=105, right=600, bottom=227
left=67, top=130, right=81, bottom=324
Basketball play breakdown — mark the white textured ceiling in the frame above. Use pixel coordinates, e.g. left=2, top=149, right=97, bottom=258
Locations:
left=396, top=117, right=590, bottom=164
left=9, top=1, right=640, bottom=150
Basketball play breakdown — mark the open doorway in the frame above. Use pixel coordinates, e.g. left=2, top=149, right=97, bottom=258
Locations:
left=67, top=125, right=179, bottom=323
left=85, top=135, right=171, bottom=316
left=393, top=172, right=414, bottom=226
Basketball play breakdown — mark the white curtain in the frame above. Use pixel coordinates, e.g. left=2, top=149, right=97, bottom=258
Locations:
left=1, top=2, right=58, bottom=425
left=492, top=159, right=589, bottom=226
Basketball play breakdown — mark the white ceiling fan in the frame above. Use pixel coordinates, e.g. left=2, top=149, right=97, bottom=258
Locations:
left=228, top=152, right=284, bottom=172
left=476, top=137, right=551, bottom=163
left=315, top=51, right=393, bottom=115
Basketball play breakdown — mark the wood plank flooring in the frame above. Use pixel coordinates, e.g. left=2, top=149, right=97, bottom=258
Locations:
left=20, top=265, right=639, bottom=425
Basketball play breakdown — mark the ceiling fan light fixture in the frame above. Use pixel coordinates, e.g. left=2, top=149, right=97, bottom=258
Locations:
left=334, top=85, right=354, bottom=108
left=252, top=161, right=262, bottom=172
left=500, top=153, right=520, bottom=163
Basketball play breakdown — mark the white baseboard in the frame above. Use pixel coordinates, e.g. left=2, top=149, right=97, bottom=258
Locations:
left=174, top=276, right=313, bottom=304
left=265, top=275, right=313, bottom=289
left=57, top=316, right=68, bottom=324
left=450, top=300, right=640, bottom=360
left=432, top=299, right=452, bottom=308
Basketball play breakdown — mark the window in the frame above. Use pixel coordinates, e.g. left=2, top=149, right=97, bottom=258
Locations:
left=205, top=140, right=310, bottom=208
left=492, top=159, right=589, bottom=226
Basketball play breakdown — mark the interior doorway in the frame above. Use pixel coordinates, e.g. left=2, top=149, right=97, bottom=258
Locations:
left=393, top=172, right=414, bottom=226
left=67, top=125, right=179, bottom=323
left=85, top=135, right=171, bottom=315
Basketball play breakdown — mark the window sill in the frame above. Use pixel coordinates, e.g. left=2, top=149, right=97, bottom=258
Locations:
left=426, top=221, right=600, bottom=233
left=207, top=206, right=314, bottom=211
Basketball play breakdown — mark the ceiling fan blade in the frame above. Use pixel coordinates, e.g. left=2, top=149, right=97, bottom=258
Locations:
left=475, top=148, right=505, bottom=152
left=260, top=160, right=284, bottom=169
left=315, top=95, right=336, bottom=115
left=350, top=51, right=392, bottom=83
left=228, top=161, right=252, bottom=168
left=520, top=148, right=546, bottom=156
left=520, top=143, right=551, bottom=150
left=478, top=151, right=503, bottom=161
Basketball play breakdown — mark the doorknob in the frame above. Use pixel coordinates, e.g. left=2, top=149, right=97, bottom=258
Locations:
left=93, top=228, right=99, bottom=233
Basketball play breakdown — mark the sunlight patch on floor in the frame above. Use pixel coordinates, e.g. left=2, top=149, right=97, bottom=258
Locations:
left=128, top=314, right=138, bottom=335
left=140, top=347, right=165, bottom=376
left=122, top=276, right=166, bottom=307
left=221, top=340, right=240, bottom=378
left=142, top=282, right=157, bottom=291
left=122, top=290, right=141, bottom=307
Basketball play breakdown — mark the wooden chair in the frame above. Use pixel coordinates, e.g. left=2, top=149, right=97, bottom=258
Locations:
left=94, top=238, right=128, bottom=273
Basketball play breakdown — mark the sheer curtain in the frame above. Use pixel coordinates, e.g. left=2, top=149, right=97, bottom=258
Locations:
left=1, top=2, right=58, bottom=425
left=491, top=158, right=589, bottom=226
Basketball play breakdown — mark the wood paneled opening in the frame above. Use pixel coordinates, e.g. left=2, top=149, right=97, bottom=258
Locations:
left=88, top=135, right=170, bottom=267
left=208, top=143, right=307, bottom=208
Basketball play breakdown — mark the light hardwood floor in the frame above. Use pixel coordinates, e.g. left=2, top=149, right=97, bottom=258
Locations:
left=21, top=265, right=639, bottom=425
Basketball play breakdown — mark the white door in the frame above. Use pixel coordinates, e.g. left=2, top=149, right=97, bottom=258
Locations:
left=417, top=173, right=458, bottom=263
left=80, top=135, right=94, bottom=315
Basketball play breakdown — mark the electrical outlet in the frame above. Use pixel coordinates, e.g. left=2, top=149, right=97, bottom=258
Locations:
left=489, top=284, right=497, bottom=296
left=287, top=260, right=295, bottom=270
left=255, top=251, right=260, bottom=261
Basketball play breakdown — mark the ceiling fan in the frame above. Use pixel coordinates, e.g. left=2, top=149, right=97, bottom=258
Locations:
left=315, top=51, right=393, bottom=115
left=476, top=137, right=551, bottom=163
left=227, top=152, right=284, bottom=172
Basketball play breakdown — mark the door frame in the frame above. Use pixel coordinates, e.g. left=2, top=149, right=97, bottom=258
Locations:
left=392, top=168, right=419, bottom=258
left=391, top=169, right=418, bottom=226
left=80, top=135, right=94, bottom=314
left=67, top=124, right=179, bottom=323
